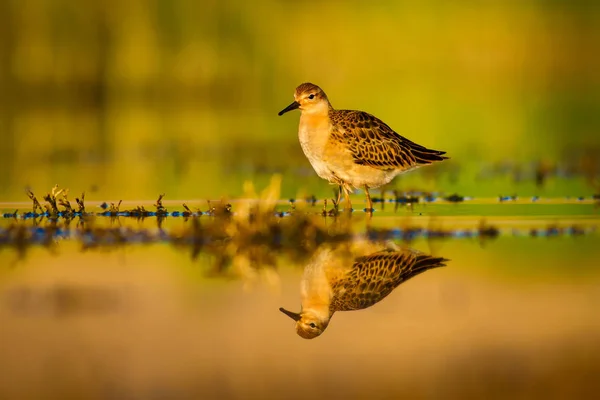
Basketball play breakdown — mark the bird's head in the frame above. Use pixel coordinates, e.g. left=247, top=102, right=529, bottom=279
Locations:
left=279, top=307, right=330, bottom=339
left=278, top=83, right=331, bottom=117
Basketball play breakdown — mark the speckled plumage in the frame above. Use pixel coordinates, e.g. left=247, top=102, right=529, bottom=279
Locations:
left=328, top=249, right=447, bottom=312
left=329, top=110, right=447, bottom=171
left=279, top=245, right=448, bottom=339
left=278, top=83, right=449, bottom=210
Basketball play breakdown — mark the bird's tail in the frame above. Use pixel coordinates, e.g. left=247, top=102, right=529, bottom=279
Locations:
left=405, top=138, right=449, bottom=165
left=402, top=254, right=449, bottom=281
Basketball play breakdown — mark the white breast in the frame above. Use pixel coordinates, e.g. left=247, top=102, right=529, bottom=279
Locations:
left=298, top=119, right=335, bottom=182
left=300, top=248, right=334, bottom=307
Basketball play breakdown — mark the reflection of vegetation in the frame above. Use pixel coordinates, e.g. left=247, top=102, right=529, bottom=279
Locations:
left=279, top=243, right=448, bottom=339
left=0, top=179, right=350, bottom=272
left=171, top=175, right=352, bottom=276
left=5, top=284, right=123, bottom=317
left=1, top=180, right=597, bottom=274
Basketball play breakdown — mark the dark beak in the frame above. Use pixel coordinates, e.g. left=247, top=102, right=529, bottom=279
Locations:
left=279, top=307, right=302, bottom=321
left=278, top=101, right=300, bottom=116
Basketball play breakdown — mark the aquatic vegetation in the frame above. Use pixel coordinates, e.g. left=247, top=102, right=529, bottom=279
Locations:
left=4, top=183, right=600, bottom=224
left=1, top=180, right=598, bottom=274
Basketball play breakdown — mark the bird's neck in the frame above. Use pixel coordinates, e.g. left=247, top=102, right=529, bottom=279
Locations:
left=299, top=112, right=330, bottom=131
left=300, top=101, right=333, bottom=118
left=301, top=303, right=332, bottom=322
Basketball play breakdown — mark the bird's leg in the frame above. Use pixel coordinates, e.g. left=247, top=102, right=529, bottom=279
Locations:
left=364, top=186, right=373, bottom=212
left=335, top=185, right=342, bottom=208
left=343, top=186, right=352, bottom=211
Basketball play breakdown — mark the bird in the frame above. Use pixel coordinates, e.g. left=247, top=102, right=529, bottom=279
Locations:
left=279, top=243, right=448, bottom=339
left=278, top=83, right=449, bottom=211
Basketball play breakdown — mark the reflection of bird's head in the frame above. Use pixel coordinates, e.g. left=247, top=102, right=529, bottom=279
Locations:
left=279, top=307, right=330, bottom=339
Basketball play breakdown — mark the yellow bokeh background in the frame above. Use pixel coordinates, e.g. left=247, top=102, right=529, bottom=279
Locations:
left=0, top=0, right=598, bottom=200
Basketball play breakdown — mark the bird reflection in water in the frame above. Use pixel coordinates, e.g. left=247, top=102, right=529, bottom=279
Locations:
left=279, top=242, right=448, bottom=339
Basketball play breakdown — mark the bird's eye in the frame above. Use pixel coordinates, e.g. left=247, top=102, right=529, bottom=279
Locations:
left=308, top=94, right=315, bottom=100
left=309, top=323, right=317, bottom=328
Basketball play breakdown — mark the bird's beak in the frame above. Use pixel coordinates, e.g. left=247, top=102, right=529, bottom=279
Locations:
left=279, top=307, right=302, bottom=321
left=278, top=101, right=300, bottom=116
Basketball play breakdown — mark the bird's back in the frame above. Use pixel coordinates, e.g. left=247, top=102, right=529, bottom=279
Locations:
left=329, top=249, right=447, bottom=312
left=328, top=109, right=448, bottom=172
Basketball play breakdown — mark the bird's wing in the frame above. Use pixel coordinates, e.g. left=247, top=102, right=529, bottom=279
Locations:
left=329, top=110, right=448, bottom=171
left=329, top=249, right=448, bottom=311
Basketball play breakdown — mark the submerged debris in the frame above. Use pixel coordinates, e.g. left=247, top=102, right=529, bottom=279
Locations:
left=444, top=193, right=464, bottom=203
left=3, top=210, right=18, bottom=219
left=392, top=190, right=420, bottom=204
left=305, top=195, right=317, bottom=207
left=478, top=219, right=500, bottom=240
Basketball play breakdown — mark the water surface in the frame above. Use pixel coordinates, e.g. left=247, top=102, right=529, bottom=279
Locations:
left=1, top=201, right=599, bottom=399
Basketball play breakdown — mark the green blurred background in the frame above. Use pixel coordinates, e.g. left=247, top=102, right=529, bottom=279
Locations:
left=0, top=0, right=599, bottom=201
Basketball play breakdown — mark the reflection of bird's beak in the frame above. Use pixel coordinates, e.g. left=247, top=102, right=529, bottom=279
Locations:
left=278, top=101, right=300, bottom=116
left=279, top=307, right=302, bottom=321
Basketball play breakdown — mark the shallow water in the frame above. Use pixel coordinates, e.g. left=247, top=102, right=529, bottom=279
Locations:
left=1, top=199, right=599, bottom=399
